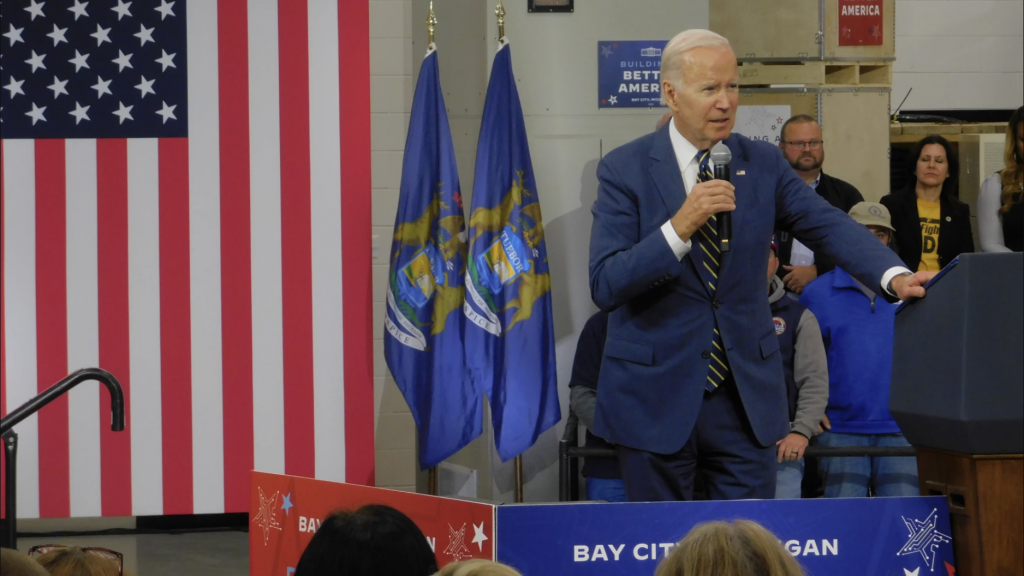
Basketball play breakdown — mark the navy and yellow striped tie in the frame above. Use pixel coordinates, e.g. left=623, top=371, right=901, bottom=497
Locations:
left=695, top=150, right=730, bottom=392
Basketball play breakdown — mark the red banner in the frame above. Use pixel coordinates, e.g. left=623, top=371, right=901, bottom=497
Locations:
left=837, top=0, right=885, bottom=46
left=249, top=472, right=495, bottom=576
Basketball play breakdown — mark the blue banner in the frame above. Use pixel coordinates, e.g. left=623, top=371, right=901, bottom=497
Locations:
left=496, top=497, right=956, bottom=576
left=464, top=42, right=560, bottom=462
left=385, top=47, right=482, bottom=469
left=597, top=41, right=669, bottom=109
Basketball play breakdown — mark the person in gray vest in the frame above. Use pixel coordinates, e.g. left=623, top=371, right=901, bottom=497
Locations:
left=768, top=236, right=830, bottom=499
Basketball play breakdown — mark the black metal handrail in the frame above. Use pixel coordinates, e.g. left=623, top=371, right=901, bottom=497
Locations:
left=1, top=368, right=124, bottom=549
left=559, top=408, right=917, bottom=501
left=0, top=368, right=125, bottom=435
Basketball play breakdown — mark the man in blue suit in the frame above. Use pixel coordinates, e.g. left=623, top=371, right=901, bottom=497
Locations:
left=589, top=29, right=934, bottom=502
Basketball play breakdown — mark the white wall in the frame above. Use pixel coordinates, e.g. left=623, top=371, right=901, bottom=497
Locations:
left=893, top=0, right=1023, bottom=110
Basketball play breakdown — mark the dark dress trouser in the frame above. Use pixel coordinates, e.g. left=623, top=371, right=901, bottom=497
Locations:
left=616, top=376, right=777, bottom=502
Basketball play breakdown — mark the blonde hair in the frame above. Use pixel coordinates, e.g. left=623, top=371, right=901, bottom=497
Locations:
left=999, top=106, right=1023, bottom=215
left=655, top=520, right=805, bottom=576
left=434, top=560, right=524, bottom=576
left=660, top=29, right=732, bottom=98
left=33, top=548, right=121, bottom=576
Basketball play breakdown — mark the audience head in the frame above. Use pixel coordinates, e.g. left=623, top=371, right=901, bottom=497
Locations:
left=295, top=504, right=438, bottom=576
left=768, top=235, right=780, bottom=285
left=999, top=106, right=1023, bottom=215
left=659, top=29, right=737, bottom=148
left=29, top=546, right=122, bottom=576
left=848, top=202, right=894, bottom=246
left=779, top=115, right=825, bottom=175
left=655, top=520, right=805, bottom=576
left=0, top=548, right=50, bottom=576
left=907, top=135, right=959, bottom=201
left=433, top=560, right=524, bottom=576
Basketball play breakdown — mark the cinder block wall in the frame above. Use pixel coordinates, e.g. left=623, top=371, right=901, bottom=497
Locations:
left=370, top=0, right=417, bottom=492
left=893, top=0, right=1023, bottom=110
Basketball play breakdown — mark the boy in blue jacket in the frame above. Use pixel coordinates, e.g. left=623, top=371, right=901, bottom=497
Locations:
left=799, top=202, right=919, bottom=497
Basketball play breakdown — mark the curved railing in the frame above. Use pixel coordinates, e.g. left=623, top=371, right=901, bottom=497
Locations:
left=1, top=368, right=125, bottom=549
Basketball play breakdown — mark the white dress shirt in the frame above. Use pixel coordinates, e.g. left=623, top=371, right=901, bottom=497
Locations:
left=657, top=121, right=910, bottom=296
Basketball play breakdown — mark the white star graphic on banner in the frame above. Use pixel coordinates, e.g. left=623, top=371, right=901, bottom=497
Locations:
left=4, top=77, right=26, bottom=98
left=156, top=101, right=177, bottom=124
left=25, top=0, right=47, bottom=21
left=68, top=0, right=90, bottom=21
left=47, top=24, right=69, bottom=46
left=155, top=50, right=177, bottom=72
left=135, top=76, right=156, bottom=98
left=26, top=103, right=48, bottom=125
left=91, top=24, right=112, bottom=46
left=26, top=51, right=47, bottom=73
left=608, top=95, right=618, bottom=105
left=134, top=24, right=155, bottom=46
left=69, top=50, right=91, bottom=72
left=113, top=50, right=134, bottom=72
left=155, top=0, right=176, bottom=20
left=112, top=0, right=133, bottom=20
left=91, top=76, right=112, bottom=98
left=4, top=25, right=25, bottom=47
left=48, top=76, right=69, bottom=98
left=471, top=522, right=488, bottom=552
left=113, top=101, right=134, bottom=124
left=69, top=102, right=91, bottom=124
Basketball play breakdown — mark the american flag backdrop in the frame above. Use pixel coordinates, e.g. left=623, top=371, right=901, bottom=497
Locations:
left=0, top=0, right=374, bottom=519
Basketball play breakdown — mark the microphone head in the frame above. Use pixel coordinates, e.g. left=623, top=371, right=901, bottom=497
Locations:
left=710, top=142, right=732, bottom=165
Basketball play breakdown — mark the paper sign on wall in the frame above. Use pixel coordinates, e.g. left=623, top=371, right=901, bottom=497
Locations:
left=838, top=0, right=885, bottom=46
left=735, top=106, right=792, bottom=145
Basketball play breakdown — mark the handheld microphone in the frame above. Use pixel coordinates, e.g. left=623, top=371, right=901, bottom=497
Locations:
left=710, top=143, right=733, bottom=252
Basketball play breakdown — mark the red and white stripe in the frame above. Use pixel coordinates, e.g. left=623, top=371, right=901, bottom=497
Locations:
left=0, top=0, right=374, bottom=519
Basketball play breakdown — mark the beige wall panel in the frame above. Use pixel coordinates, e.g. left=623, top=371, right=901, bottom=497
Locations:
left=712, top=0, right=894, bottom=61
left=821, top=90, right=892, bottom=201
left=711, top=0, right=820, bottom=58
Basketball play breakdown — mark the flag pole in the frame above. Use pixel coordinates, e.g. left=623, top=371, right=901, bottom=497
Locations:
left=428, top=466, right=439, bottom=496
left=426, top=1, right=437, bottom=45
left=495, top=0, right=506, bottom=40
left=514, top=455, right=525, bottom=502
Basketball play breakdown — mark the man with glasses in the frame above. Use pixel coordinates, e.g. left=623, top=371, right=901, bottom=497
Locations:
left=776, top=115, right=865, bottom=294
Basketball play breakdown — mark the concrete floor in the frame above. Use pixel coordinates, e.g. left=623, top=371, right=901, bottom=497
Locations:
left=16, top=531, right=249, bottom=576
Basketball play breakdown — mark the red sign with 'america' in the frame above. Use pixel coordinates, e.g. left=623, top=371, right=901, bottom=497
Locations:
left=249, top=472, right=496, bottom=575
left=838, top=0, right=885, bottom=46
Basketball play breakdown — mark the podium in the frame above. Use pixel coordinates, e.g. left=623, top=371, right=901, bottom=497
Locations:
left=891, top=253, right=1023, bottom=576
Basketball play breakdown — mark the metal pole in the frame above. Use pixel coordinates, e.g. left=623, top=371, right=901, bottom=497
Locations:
left=2, top=431, right=18, bottom=550
left=514, top=455, right=524, bottom=503
left=428, top=466, right=439, bottom=496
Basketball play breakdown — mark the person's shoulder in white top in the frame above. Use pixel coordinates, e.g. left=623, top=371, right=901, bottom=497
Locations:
left=978, top=172, right=1012, bottom=253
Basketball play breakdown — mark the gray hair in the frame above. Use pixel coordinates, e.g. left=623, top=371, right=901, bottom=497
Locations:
left=660, top=29, right=732, bottom=103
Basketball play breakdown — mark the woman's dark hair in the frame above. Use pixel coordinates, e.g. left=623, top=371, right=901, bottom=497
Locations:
left=295, top=505, right=438, bottom=576
left=904, top=134, right=960, bottom=203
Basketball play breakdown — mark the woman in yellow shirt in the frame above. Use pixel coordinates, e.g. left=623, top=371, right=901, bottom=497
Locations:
left=881, top=135, right=975, bottom=272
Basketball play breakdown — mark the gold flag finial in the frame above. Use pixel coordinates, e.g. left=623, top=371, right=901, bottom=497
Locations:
left=427, top=1, right=437, bottom=44
left=495, top=0, right=506, bottom=39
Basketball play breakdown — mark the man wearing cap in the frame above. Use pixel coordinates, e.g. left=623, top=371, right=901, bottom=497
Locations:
left=767, top=236, right=829, bottom=499
left=798, top=202, right=920, bottom=497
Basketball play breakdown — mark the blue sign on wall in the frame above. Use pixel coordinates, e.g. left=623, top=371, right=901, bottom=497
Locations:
left=497, top=497, right=955, bottom=576
left=597, top=41, right=669, bottom=109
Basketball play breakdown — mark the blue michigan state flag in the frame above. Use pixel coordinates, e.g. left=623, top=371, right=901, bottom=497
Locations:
left=385, top=47, right=482, bottom=469
left=464, top=41, right=561, bottom=462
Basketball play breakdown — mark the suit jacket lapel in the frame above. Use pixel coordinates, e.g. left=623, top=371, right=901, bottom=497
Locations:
left=648, top=126, right=686, bottom=217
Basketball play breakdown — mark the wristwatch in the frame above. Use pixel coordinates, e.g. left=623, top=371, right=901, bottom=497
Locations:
left=887, top=271, right=914, bottom=296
